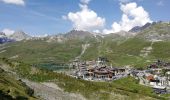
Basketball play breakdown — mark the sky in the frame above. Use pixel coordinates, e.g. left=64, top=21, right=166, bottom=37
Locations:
left=0, top=0, right=169, bottom=36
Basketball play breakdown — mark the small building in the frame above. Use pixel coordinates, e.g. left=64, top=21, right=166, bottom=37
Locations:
left=146, top=75, right=154, bottom=82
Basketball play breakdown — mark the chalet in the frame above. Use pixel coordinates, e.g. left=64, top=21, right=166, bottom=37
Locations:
left=146, top=75, right=154, bottom=82
left=93, top=67, right=114, bottom=79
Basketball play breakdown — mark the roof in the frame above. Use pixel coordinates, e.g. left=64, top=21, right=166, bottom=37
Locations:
left=146, top=75, right=154, bottom=81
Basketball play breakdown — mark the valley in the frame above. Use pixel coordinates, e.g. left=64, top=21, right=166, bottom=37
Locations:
left=0, top=22, right=170, bottom=100
left=0, top=0, right=170, bottom=99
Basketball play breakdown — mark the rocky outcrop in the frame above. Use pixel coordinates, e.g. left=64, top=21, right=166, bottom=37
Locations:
left=129, top=22, right=152, bottom=33
left=10, top=30, right=31, bottom=41
left=64, top=30, right=94, bottom=40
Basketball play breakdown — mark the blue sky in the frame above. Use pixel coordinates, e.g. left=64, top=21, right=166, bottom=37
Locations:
left=0, top=0, right=169, bottom=35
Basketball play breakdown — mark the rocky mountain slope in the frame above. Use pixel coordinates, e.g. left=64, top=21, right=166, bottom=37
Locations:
left=136, top=22, right=170, bottom=41
left=64, top=30, right=94, bottom=39
left=10, top=30, right=31, bottom=41
left=0, top=30, right=31, bottom=43
left=129, top=22, right=153, bottom=33
left=0, top=32, right=15, bottom=44
left=0, top=22, right=170, bottom=67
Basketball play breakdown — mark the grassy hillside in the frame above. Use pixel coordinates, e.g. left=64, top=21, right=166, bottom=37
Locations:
left=81, top=37, right=153, bottom=67
left=0, top=39, right=82, bottom=64
left=81, top=22, right=170, bottom=67
left=0, top=22, right=170, bottom=68
left=151, top=41, right=170, bottom=59
left=0, top=67, right=36, bottom=100
left=1, top=36, right=170, bottom=68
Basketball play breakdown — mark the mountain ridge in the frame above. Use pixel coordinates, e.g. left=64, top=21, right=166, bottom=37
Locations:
left=0, top=21, right=170, bottom=67
left=10, top=30, right=31, bottom=41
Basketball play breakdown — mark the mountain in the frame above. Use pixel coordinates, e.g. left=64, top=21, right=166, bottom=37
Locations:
left=110, top=31, right=135, bottom=37
left=103, top=31, right=133, bottom=43
left=0, top=21, right=170, bottom=67
left=129, top=22, right=152, bottom=33
left=46, top=35, right=66, bottom=43
left=10, top=30, right=31, bottom=41
left=0, top=37, right=15, bottom=44
left=64, top=30, right=95, bottom=40
left=0, top=30, right=31, bottom=43
left=0, top=32, right=15, bottom=44
left=136, top=22, right=170, bottom=41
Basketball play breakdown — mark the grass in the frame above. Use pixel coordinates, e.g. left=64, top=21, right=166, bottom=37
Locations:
left=0, top=36, right=170, bottom=70
left=151, top=41, right=170, bottom=59
left=0, top=67, right=36, bottom=100
left=81, top=37, right=155, bottom=67
left=0, top=39, right=82, bottom=64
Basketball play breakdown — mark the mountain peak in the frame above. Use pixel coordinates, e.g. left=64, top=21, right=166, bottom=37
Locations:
left=64, top=30, right=94, bottom=39
left=129, top=22, right=152, bottom=33
left=136, top=21, right=170, bottom=41
left=10, top=30, right=31, bottom=41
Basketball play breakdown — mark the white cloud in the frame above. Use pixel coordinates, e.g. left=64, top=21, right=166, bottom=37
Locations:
left=80, top=0, right=91, bottom=4
left=103, top=2, right=152, bottom=34
left=2, top=28, right=14, bottom=36
left=66, top=4, right=105, bottom=31
left=1, top=0, right=25, bottom=6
